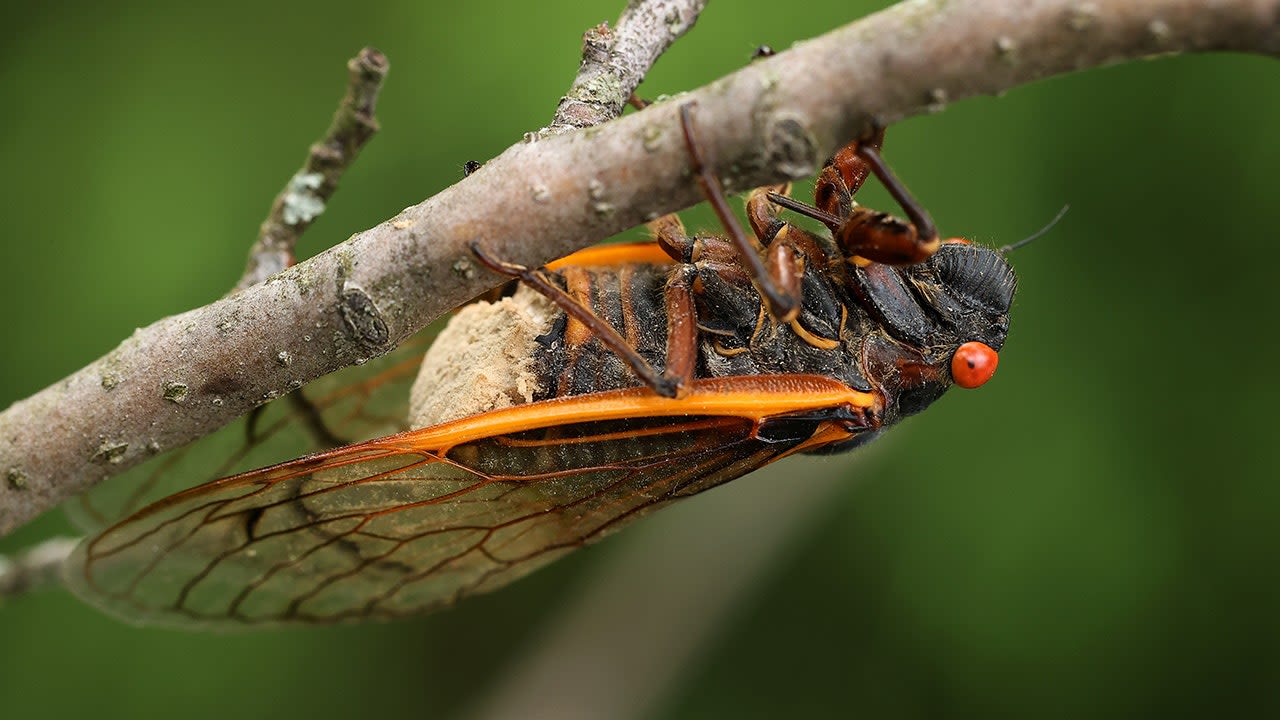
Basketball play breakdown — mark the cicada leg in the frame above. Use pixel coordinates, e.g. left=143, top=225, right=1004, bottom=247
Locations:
left=646, top=211, right=694, bottom=262
left=746, top=184, right=839, bottom=275
left=767, top=126, right=942, bottom=266
left=813, top=130, right=881, bottom=220
left=470, top=242, right=694, bottom=399
left=678, top=104, right=802, bottom=323
left=746, top=182, right=792, bottom=246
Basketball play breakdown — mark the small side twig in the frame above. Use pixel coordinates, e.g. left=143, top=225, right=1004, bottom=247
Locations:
left=546, top=0, right=708, bottom=133
left=0, top=537, right=78, bottom=599
left=236, top=47, right=389, bottom=290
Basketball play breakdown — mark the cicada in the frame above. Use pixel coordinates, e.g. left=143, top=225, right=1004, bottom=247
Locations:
left=67, top=106, right=1016, bottom=627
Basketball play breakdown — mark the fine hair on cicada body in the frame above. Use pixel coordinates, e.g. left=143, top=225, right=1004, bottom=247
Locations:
left=68, top=103, right=1015, bottom=628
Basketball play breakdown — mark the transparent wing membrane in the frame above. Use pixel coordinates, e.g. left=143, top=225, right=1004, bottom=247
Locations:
left=69, top=410, right=802, bottom=628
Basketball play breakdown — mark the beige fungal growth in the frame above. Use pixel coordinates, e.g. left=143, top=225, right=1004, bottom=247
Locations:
left=408, top=286, right=558, bottom=428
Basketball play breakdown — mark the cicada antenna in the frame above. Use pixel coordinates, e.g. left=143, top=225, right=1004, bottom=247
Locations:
left=999, top=205, right=1069, bottom=254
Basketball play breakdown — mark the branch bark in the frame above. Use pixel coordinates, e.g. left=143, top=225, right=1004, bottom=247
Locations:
left=1, top=0, right=1277, bottom=536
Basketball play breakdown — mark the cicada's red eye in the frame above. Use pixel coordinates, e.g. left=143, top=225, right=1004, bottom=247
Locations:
left=951, top=341, right=999, bottom=389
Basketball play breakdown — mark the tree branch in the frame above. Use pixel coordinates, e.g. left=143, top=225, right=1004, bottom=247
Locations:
left=1, top=0, right=1277, bottom=536
left=236, top=47, right=389, bottom=291
left=547, top=0, right=707, bottom=133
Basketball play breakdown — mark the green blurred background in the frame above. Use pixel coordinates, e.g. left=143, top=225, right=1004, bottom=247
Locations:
left=3, top=1, right=1279, bottom=718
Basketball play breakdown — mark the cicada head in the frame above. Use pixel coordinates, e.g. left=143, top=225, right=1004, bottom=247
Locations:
left=854, top=240, right=1016, bottom=423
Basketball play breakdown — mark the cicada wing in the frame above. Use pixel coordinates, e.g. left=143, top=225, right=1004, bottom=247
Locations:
left=67, top=408, right=805, bottom=628
left=66, top=332, right=434, bottom=535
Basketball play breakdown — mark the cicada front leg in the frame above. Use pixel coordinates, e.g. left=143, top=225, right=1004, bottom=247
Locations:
left=812, top=129, right=881, bottom=220
left=746, top=182, right=792, bottom=246
left=768, top=126, right=942, bottom=266
left=745, top=182, right=840, bottom=268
